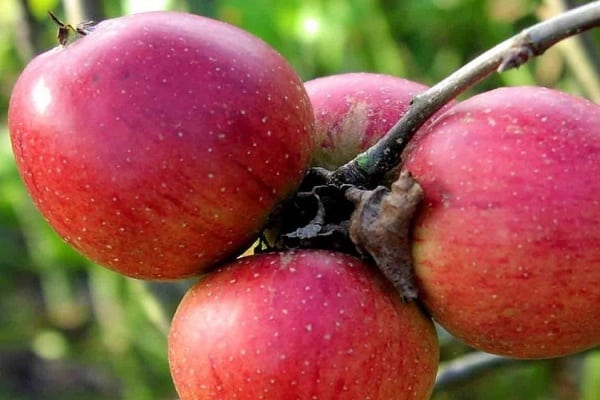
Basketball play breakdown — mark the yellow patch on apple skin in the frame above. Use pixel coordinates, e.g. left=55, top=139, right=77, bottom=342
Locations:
left=312, top=100, right=371, bottom=170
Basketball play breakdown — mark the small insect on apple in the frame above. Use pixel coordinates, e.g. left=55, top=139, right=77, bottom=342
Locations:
left=47, top=11, right=95, bottom=45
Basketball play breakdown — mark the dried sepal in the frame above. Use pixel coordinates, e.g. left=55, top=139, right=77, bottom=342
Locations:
left=346, top=171, right=423, bottom=300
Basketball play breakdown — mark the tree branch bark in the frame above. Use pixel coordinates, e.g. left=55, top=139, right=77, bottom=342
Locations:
left=434, top=352, right=533, bottom=393
left=329, top=0, right=600, bottom=188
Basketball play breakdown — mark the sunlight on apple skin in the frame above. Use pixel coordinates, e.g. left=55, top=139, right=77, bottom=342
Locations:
left=405, top=86, right=600, bottom=359
left=31, top=77, right=52, bottom=115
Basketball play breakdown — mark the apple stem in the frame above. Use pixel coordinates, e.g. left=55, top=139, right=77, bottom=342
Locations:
left=328, top=0, right=600, bottom=188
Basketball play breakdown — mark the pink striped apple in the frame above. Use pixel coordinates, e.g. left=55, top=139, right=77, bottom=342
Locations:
left=168, top=250, right=439, bottom=400
left=404, top=86, right=600, bottom=358
left=8, top=12, right=314, bottom=279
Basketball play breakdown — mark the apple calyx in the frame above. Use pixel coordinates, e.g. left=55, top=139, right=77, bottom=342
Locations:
left=259, top=177, right=357, bottom=254
left=262, top=170, right=424, bottom=302
left=346, top=171, right=423, bottom=301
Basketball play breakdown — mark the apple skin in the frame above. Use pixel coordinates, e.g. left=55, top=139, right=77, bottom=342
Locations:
left=8, top=12, right=314, bottom=279
left=168, top=250, right=439, bottom=400
left=404, top=86, right=600, bottom=358
left=305, top=73, right=445, bottom=170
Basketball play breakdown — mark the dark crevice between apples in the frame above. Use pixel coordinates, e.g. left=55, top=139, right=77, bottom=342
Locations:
left=256, top=171, right=357, bottom=255
left=258, top=165, right=423, bottom=302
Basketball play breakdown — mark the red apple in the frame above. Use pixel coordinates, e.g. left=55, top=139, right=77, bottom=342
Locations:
left=8, top=12, right=314, bottom=279
left=404, top=86, right=600, bottom=358
left=305, top=73, right=447, bottom=170
left=168, top=250, right=439, bottom=400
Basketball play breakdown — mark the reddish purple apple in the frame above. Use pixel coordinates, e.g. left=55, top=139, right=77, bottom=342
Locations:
left=8, top=12, right=314, bottom=279
left=168, top=250, right=439, bottom=400
left=404, top=86, right=600, bottom=358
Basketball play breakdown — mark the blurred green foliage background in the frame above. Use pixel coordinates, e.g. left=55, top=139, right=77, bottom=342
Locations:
left=1, top=0, right=599, bottom=399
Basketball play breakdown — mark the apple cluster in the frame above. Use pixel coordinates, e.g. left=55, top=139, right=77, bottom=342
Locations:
left=7, top=10, right=600, bottom=400
left=307, top=70, right=600, bottom=360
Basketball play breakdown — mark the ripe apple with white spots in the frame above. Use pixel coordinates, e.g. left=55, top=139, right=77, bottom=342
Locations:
left=404, top=86, right=600, bottom=358
left=305, top=72, right=448, bottom=170
left=168, top=250, right=439, bottom=400
left=8, top=11, right=314, bottom=279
